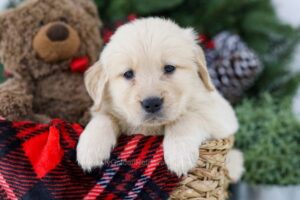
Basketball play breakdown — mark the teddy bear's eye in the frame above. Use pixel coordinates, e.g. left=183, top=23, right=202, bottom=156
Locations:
left=38, top=20, right=45, bottom=27
left=59, top=17, right=68, bottom=23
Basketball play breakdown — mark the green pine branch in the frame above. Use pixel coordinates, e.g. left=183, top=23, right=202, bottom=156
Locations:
left=235, top=93, right=300, bottom=185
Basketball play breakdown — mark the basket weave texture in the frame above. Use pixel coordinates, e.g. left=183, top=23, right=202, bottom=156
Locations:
left=170, top=136, right=234, bottom=200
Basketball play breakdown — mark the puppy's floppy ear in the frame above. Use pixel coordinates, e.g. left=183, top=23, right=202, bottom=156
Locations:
left=184, top=28, right=215, bottom=91
left=84, top=61, right=108, bottom=111
left=195, top=45, right=215, bottom=91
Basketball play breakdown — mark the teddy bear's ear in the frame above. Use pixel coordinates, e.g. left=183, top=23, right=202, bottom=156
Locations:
left=75, top=0, right=99, bottom=18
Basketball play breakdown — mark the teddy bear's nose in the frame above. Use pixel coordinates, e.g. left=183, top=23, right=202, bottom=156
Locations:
left=47, top=24, right=69, bottom=41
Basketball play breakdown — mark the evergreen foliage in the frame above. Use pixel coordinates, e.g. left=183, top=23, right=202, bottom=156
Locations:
left=235, top=93, right=300, bottom=185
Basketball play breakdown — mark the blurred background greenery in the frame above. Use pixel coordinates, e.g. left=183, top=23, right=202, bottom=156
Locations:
left=235, top=93, right=300, bottom=185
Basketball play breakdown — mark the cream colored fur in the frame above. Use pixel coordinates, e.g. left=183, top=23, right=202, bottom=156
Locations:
left=226, top=149, right=245, bottom=183
left=77, top=17, right=243, bottom=179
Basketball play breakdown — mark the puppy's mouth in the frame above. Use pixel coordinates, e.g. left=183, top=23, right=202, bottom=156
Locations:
left=142, top=113, right=168, bottom=126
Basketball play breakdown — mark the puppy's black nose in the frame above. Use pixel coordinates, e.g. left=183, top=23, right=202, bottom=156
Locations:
left=141, top=97, right=163, bottom=113
left=47, top=23, right=69, bottom=41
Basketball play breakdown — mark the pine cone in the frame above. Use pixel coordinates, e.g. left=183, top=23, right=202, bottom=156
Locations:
left=205, top=32, right=263, bottom=103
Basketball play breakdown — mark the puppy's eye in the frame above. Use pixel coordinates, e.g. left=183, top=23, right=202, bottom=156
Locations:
left=123, top=70, right=135, bottom=80
left=164, top=65, right=176, bottom=74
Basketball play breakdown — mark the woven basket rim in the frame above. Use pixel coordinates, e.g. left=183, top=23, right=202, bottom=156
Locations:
left=171, top=136, right=234, bottom=200
left=201, top=136, right=234, bottom=150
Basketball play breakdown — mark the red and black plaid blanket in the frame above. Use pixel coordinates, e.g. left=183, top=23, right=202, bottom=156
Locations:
left=0, top=119, right=180, bottom=200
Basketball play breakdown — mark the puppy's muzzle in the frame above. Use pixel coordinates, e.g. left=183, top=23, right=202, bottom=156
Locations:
left=141, top=97, right=163, bottom=113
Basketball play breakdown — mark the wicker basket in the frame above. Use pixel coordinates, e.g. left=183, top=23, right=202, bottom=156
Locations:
left=170, top=136, right=234, bottom=200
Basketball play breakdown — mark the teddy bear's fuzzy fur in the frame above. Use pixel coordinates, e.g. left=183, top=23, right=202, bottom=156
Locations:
left=0, top=0, right=102, bottom=123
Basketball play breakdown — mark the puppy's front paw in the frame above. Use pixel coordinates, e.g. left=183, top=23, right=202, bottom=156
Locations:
left=76, top=118, right=116, bottom=171
left=163, top=138, right=199, bottom=176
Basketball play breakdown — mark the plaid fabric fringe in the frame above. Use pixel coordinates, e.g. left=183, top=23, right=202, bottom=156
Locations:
left=0, top=119, right=180, bottom=200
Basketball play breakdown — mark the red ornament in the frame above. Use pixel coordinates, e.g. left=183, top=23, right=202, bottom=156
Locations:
left=127, top=14, right=137, bottom=21
left=198, top=34, right=215, bottom=49
left=205, top=40, right=215, bottom=49
left=70, top=56, right=90, bottom=73
left=199, top=34, right=208, bottom=43
left=115, top=20, right=123, bottom=28
left=102, top=28, right=114, bottom=44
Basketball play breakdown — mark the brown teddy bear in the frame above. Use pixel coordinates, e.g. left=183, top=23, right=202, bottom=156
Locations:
left=0, top=0, right=102, bottom=124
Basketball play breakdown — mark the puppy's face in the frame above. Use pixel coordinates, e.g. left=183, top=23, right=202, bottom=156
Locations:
left=86, top=18, right=214, bottom=127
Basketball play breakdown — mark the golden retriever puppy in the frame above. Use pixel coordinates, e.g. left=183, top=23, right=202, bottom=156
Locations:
left=77, top=17, right=241, bottom=177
